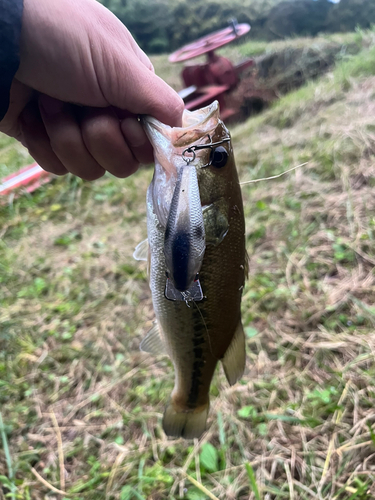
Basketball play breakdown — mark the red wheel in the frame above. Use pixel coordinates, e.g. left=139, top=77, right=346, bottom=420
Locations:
left=169, top=23, right=251, bottom=63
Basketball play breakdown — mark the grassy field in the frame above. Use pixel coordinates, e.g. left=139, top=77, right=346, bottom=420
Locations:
left=1, top=30, right=375, bottom=500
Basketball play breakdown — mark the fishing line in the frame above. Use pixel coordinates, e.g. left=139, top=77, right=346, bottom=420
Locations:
left=239, top=161, right=309, bottom=185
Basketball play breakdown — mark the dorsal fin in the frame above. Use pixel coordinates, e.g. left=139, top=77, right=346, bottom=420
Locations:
left=140, top=321, right=166, bottom=355
left=133, top=239, right=148, bottom=261
left=221, top=322, right=246, bottom=386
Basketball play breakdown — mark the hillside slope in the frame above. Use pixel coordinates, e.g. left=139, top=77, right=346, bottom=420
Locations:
left=1, top=32, right=375, bottom=500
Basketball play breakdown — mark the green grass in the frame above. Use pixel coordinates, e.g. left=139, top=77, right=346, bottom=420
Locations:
left=0, top=133, right=33, bottom=179
left=2, top=29, right=375, bottom=499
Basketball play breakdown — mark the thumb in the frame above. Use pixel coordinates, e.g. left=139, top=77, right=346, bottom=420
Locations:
left=108, top=54, right=184, bottom=128
left=144, top=72, right=184, bottom=127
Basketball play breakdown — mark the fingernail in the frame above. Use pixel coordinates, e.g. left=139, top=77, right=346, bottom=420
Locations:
left=39, top=95, right=64, bottom=115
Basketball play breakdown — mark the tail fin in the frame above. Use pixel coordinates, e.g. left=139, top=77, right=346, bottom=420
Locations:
left=163, top=401, right=209, bottom=439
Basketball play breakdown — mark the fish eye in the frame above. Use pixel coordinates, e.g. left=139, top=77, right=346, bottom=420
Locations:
left=210, top=146, right=228, bottom=168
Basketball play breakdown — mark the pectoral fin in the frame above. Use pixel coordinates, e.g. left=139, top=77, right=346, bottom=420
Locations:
left=203, top=200, right=229, bottom=246
left=221, top=322, right=246, bottom=386
left=133, top=239, right=148, bottom=261
left=140, top=321, right=166, bottom=356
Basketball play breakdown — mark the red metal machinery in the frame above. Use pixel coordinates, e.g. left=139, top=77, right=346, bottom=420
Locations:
left=169, top=20, right=254, bottom=121
left=0, top=163, right=52, bottom=199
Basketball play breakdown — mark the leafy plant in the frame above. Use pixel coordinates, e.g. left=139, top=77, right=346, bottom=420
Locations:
left=199, top=443, right=219, bottom=473
left=245, top=463, right=262, bottom=500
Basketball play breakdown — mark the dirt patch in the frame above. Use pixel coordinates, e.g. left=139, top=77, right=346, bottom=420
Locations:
left=228, top=41, right=361, bottom=121
left=255, top=42, right=358, bottom=92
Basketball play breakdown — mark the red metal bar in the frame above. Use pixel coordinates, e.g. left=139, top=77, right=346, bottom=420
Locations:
left=0, top=163, right=52, bottom=197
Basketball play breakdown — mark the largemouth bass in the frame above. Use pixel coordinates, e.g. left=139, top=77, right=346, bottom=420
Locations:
left=134, top=101, right=247, bottom=439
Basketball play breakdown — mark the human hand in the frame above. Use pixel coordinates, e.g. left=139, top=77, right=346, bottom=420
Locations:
left=0, top=0, right=184, bottom=180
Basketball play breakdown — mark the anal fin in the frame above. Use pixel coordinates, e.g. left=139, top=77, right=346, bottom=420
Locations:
left=221, top=322, right=246, bottom=386
left=140, top=321, right=166, bottom=356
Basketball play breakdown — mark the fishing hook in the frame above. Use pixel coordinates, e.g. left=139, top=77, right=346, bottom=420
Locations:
left=182, top=135, right=231, bottom=166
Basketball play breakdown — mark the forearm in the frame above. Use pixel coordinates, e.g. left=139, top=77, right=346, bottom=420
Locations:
left=0, top=0, right=24, bottom=120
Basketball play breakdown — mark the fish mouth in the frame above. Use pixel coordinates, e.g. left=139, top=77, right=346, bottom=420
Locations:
left=143, top=101, right=220, bottom=150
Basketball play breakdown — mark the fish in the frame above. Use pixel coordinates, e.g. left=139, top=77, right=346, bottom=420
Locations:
left=134, top=101, right=247, bottom=439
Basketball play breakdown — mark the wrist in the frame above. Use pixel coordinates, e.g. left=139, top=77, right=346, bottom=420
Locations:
left=0, top=0, right=24, bottom=120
